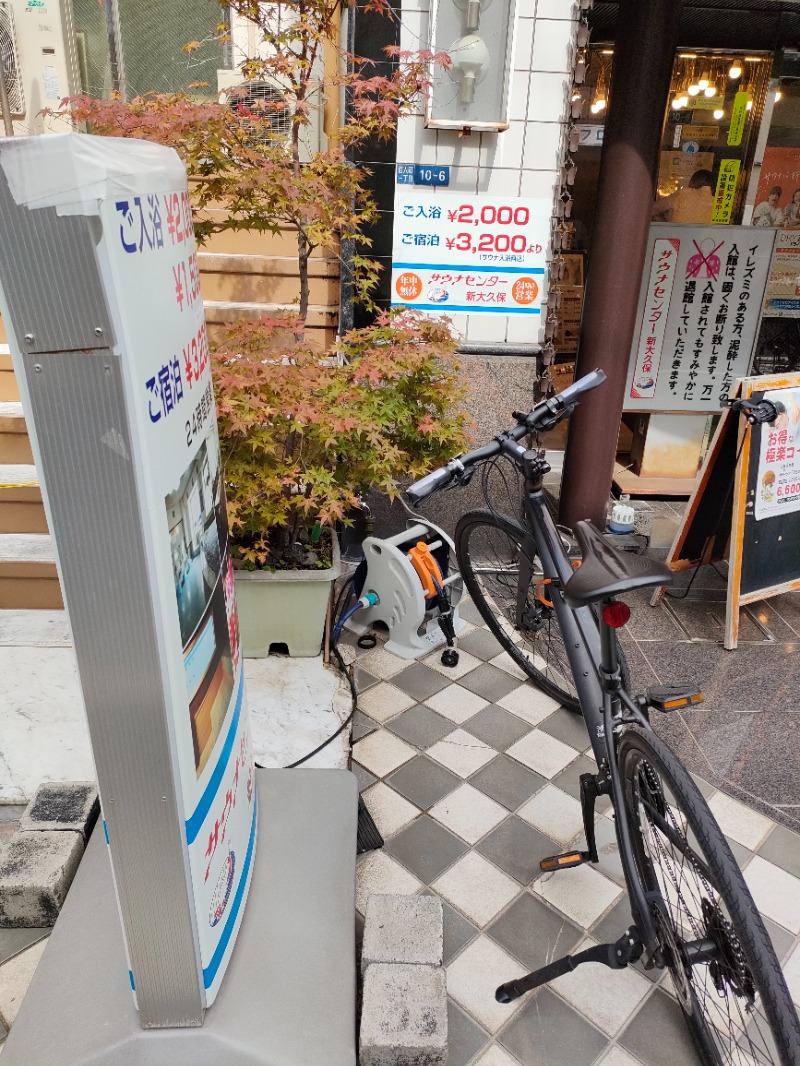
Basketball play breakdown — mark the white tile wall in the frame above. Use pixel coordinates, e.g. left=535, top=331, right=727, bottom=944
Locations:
left=529, top=71, right=571, bottom=121
left=394, top=7, right=578, bottom=351
left=513, top=17, right=535, bottom=71
left=522, top=120, right=564, bottom=171
left=531, top=18, right=575, bottom=73
left=401, top=8, right=429, bottom=50
left=535, top=0, right=579, bottom=20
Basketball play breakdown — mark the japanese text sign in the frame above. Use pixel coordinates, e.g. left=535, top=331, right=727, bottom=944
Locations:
left=712, top=159, right=741, bottom=225
left=391, top=190, right=550, bottom=316
left=626, top=224, right=775, bottom=412
left=755, top=387, right=800, bottom=520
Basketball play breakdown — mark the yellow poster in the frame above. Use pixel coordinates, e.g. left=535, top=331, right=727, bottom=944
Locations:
left=728, top=91, right=750, bottom=147
left=712, top=159, right=741, bottom=224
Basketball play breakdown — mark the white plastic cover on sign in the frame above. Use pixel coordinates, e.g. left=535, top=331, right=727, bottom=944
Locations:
left=0, top=132, right=186, bottom=212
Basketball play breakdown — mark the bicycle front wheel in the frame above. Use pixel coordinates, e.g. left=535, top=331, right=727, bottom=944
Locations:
left=455, top=510, right=585, bottom=708
left=619, top=727, right=800, bottom=1066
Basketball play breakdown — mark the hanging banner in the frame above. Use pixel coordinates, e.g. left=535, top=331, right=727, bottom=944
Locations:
left=390, top=190, right=550, bottom=315
left=625, top=224, right=775, bottom=412
left=727, top=91, right=750, bottom=147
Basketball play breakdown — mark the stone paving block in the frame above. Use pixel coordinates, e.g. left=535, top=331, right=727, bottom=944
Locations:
left=362, top=893, right=443, bottom=973
left=19, top=781, right=99, bottom=841
left=360, top=962, right=447, bottom=1066
left=0, top=831, right=84, bottom=927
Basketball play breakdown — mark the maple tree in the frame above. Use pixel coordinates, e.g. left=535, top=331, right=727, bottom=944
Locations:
left=57, top=1, right=467, bottom=569
left=213, top=310, right=469, bottom=569
left=61, top=0, right=445, bottom=323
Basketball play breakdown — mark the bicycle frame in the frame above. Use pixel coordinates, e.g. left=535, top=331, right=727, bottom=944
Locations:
left=507, top=440, right=663, bottom=963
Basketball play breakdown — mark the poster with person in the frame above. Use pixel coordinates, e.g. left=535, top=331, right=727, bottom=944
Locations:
left=752, top=148, right=800, bottom=227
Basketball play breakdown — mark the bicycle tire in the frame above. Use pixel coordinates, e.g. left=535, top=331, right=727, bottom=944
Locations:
left=455, top=510, right=630, bottom=710
left=618, top=726, right=800, bottom=1066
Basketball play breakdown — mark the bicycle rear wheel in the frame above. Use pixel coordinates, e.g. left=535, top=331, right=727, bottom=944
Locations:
left=456, top=509, right=629, bottom=709
left=618, top=727, right=800, bottom=1066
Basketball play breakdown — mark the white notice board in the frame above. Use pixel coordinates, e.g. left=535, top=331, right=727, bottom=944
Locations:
left=625, top=224, right=776, bottom=412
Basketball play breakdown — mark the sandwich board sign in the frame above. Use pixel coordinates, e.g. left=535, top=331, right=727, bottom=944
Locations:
left=653, top=371, right=800, bottom=648
left=0, top=134, right=256, bottom=1025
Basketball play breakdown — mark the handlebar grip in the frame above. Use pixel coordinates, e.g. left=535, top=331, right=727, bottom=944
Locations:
left=406, top=466, right=454, bottom=507
left=556, top=368, right=606, bottom=408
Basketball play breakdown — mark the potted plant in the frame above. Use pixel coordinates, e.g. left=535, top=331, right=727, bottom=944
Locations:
left=211, top=309, right=468, bottom=655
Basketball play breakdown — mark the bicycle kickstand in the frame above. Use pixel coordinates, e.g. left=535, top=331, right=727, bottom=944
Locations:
left=495, top=927, right=643, bottom=1004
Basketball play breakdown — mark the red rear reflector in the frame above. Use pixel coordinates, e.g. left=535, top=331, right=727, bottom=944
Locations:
left=601, top=600, right=631, bottom=628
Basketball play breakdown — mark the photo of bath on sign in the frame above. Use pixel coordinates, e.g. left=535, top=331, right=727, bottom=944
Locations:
left=390, top=191, right=550, bottom=315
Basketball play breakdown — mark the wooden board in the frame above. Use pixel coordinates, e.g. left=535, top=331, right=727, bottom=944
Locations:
left=654, top=373, right=800, bottom=648
left=613, top=463, right=696, bottom=498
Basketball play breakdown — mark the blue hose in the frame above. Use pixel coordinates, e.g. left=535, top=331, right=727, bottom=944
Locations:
left=332, top=592, right=379, bottom=644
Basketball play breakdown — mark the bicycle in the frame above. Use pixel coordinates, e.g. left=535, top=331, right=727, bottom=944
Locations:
left=405, top=369, right=800, bottom=1066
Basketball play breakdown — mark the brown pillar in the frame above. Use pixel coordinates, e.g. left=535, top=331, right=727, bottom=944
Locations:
left=559, top=0, right=683, bottom=530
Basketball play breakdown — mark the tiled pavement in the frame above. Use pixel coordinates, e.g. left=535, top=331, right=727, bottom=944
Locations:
left=343, top=599, right=800, bottom=1066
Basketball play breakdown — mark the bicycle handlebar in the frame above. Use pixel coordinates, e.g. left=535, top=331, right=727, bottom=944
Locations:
left=406, top=368, right=606, bottom=507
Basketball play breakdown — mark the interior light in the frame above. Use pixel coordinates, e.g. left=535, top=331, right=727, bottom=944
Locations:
left=704, top=85, right=717, bottom=98
left=448, top=35, right=490, bottom=105
left=775, top=89, right=782, bottom=102
left=671, top=98, right=683, bottom=110
left=679, top=95, right=689, bottom=108
left=688, top=84, right=700, bottom=96
left=746, top=99, right=753, bottom=110
left=713, top=108, right=724, bottom=120
left=729, top=63, right=742, bottom=79
left=698, top=74, right=710, bottom=90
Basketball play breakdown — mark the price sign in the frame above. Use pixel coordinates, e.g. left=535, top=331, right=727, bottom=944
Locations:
left=391, top=190, right=550, bottom=315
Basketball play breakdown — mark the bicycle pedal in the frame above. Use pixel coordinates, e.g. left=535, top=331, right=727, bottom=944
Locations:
left=540, top=850, right=590, bottom=872
left=646, top=685, right=703, bottom=712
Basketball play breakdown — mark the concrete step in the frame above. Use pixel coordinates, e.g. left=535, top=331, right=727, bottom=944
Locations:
left=0, top=350, right=19, bottom=402
left=0, top=533, right=62, bottom=610
left=0, top=608, right=71, bottom=646
left=0, top=401, right=34, bottom=464
left=0, top=465, right=48, bottom=534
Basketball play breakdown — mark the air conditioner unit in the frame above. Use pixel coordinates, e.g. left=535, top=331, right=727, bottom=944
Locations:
left=1, top=0, right=78, bottom=133
left=0, top=1, right=24, bottom=117
left=217, top=69, right=323, bottom=159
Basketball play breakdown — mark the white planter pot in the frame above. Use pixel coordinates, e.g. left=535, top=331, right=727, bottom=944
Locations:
left=233, top=537, right=341, bottom=658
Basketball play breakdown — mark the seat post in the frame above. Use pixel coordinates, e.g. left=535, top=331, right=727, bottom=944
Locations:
left=599, top=599, right=621, bottom=686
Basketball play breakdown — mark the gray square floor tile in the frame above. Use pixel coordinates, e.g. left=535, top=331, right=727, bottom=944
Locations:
left=462, top=705, right=532, bottom=751
left=352, top=710, right=379, bottom=742
left=0, top=928, right=48, bottom=967
left=476, top=816, right=557, bottom=886
left=763, top=915, right=796, bottom=963
left=386, top=704, right=456, bottom=749
left=758, top=823, right=800, bottom=880
left=351, top=762, right=377, bottom=792
left=726, top=837, right=753, bottom=869
left=459, top=663, right=521, bottom=702
left=352, top=665, right=380, bottom=693
left=499, top=987, right=608, bottom=1066
left=460, top=601, right=487, bottom=627
left=391, top=662, right=451, bottom=702
left=385, top=814, right=469, bottom=883
left=447, top=998, right=490, bottom=1066
left=469, top=755, right=547, bottom=812
left=487, top=891, right=582, bottom=971
left=422, top=889, right=479, bottom=965
left=457, top=627, right=505, bottom=662
left=619, top=988, right=697, bottom=1066
left=551, top=756, right=612, bottom=814
left=386, top=755, right=462, bottom=810
left=539, top=707, right=592, bottom=752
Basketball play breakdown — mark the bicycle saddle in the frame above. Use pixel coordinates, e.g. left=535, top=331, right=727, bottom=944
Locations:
left=563, top=521, right=673, bottom=608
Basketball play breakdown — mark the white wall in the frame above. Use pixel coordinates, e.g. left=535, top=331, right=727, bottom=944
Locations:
left=396, top=0, right=580, bottom=348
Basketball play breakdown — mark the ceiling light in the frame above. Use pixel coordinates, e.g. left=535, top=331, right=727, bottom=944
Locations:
left=746, top=99, right=753, bottom=110
left=698, top=75, right=710, bottom=90
left=672, top=98, right=683, bottom=110
left=729, top=63, right=742, bottom=79
left=775, top=89, right=782, bottom=102
left=713, top=108, right=724, bottom=119
left=704, top=86, right=717, bottom=98
left=688, top=84, right=700, bottom=96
